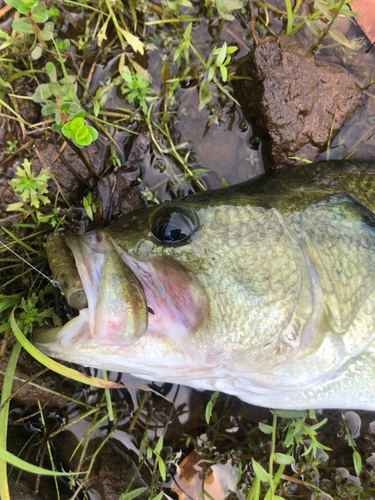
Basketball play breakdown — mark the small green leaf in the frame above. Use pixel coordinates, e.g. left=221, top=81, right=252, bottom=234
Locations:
left=6, top=201, right=24, bottom=212
left=185, top=22, right=192, bottom=40
left=70, top=117, right=84, bottom=133
left=41, top=102, right=57, bottom=116
left=190, top=168, right=209, bottom=176
left=49, top=81, right=62, bottom=97
left=274, top=453, right=294, bottom=465
left=45, top=62, right=55, bottom=75
left=216, top=42, right=227, bottom=66
left=32, top=83, right=52, bottom=103
left=151, top=491, right=164, bottom=500
left=157, top=455, right=166, bottom=481
left=259, top=423, right=273, bottom=434
left=30, top=2, right=48, bottom=23
left=327, top=28, right=354, bottom=49
left=31, top=44, right=43, bottom=60
left=199, top=83, right=212, bottom=110
left=86, top=126, right=98, bottom=142
left=305, top=18, right=322, bottom=36
left=5, top=0, right=37, bottom=15
left=353, top=450, right=362, bottom=476
left=252, top=458, right=271, bottom=482
left=55, top=38, right=70, bottom=51
left=61, top=83, right=75, bottom=96
left=60, top=102, right=71, bottom=113
left=75, top=127, right=90, bottom=145
left=119, top=488, right=148, bottom=500
left=12, top=19, right=34, bottom=33
left=39, top=22, right=54, bottom=41
left=46, top=62, right=56, bottom=76
left=205, top=391, right=219, bottom=424
left=83, top=196, right=93, bottom=220
left=62, top=122, right=74, bottom=138
left=220, top=65, right=228, bottom=82
left=215, top=0, right=242, bottom=20
left=51, top=123, right=64, bottom=131
left=71, top=110, right=86, bottom=120
left=154, top=436, right=163, bottom=455
left=314, top=0, right=334, bottom=21
left=47, top=6, right=59, bottom=19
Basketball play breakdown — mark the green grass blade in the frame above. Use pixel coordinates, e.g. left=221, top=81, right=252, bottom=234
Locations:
left=284, top=0, right=294, bottom=34
left=0, top=446, right=84, bottom=476
left=0, top=340, right=22, bottom=500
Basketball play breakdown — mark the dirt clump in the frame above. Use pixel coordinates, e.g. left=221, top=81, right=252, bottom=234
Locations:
left=0, top=349, right=78, bottom=409
left=236, top=34, right=362, bottom=169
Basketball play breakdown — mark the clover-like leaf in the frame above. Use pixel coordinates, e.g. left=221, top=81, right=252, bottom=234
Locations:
left=31, top=44, right=43, bottom=60
left=32, top=83, right=52, bottom=103
left=39, top=22, right=54, bottom=41
left=60, top=83, right=75, bottom=96
left=68, top=109, right=85, bottom=121
left=75, top=126, right=90, bottom=144
left=51, top=123, right=64, bottom=132
left=61, top=116, right=97, bottom=148
left=49, top=81, right=62, bottom=97
left=12, top=18, right=34, bottom=34
left=215, top=0, right=242, bottom=20
left=86, top=126, right=98, bottom=142
left=30, top=2, right=48, bottom=23
left=62, top=117, right=82, bottom=138
left=41, top=101, right=57, bottom=116
left=5, top=0, right=37, bottom=15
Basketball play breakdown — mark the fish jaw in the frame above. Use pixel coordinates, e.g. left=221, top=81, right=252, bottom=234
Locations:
left=65, top=231, right=148, bottom=345
left=33, top=229, right=211, bottom=371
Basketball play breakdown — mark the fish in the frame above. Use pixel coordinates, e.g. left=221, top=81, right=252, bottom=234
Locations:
left=33, top=160, right=375, bottom=410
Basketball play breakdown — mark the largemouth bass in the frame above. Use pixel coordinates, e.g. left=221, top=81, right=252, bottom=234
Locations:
left=33, top=161, right=375, bottom=410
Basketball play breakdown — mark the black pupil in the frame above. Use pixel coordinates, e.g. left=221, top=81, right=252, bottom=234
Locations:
left=154, top=212, right=193, bottom=243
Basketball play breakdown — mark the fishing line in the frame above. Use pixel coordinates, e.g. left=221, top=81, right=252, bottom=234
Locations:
left=0, top=239, right=64, bottom=295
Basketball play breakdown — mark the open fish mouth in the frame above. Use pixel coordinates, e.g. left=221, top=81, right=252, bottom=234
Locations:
left=33, top=229, right=210, bottom=354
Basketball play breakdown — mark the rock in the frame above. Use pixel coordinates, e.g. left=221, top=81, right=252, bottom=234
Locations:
left=236, top=35, right=362, bottom=168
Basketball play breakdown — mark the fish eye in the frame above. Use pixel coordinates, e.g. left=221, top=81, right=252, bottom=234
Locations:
left=151, top=208, right=197, bottom=244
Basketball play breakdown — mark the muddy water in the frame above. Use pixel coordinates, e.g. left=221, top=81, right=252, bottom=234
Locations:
left=3, top=1, right=375, bottom=499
